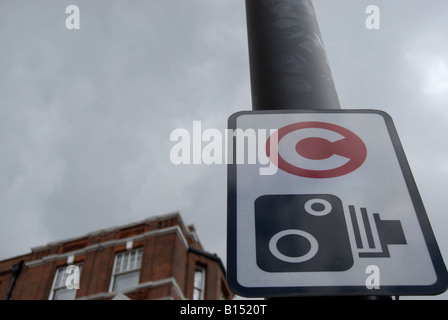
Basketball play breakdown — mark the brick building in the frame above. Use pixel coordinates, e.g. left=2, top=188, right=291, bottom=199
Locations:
left=0, top=212, right=232, bottom=300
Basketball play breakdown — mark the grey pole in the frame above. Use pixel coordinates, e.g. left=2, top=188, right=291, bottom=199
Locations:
left=246, top=0, right=340, bottom=111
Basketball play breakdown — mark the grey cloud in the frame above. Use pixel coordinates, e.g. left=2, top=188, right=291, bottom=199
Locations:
left=1, top=0, right=447, bottom=300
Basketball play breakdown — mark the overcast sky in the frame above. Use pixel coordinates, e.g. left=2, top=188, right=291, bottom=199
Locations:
left=1, top=0, right=447, bottom=300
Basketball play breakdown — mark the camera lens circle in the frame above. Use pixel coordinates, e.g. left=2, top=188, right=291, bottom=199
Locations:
left=269, top=230, right=319, bottom=263
left=304, top=198, right=332, bottom=216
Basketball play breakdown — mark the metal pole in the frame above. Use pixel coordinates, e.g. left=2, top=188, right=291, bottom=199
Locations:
left=246, top=0, right=340, bottom=110
left=245, top=0, right=391, bottom=300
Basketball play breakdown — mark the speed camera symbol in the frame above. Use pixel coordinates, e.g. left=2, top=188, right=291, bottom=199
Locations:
left=255, top=194, right=354, bottom=272
left=255, top=194, right=407, bottom=273
left=266, top=122, right=367, bottom=178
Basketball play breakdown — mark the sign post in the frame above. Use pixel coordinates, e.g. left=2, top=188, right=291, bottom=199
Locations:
left=245, top=0, right=340, bottom=111
left=229, top=0, right=448, bottom=299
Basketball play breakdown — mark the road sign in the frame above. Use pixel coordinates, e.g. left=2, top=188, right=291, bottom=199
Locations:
left=227, top=109, right=448, bottom=297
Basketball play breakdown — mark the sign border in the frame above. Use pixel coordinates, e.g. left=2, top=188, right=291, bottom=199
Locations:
left=227, top=109, right=448, bottom=297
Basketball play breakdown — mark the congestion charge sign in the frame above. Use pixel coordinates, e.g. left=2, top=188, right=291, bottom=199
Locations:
left=226, top=109, right=448, bottom=298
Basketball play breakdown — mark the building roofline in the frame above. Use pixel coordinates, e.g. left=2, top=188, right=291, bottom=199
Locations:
left=0, top=252, right=32, bottom=266
left=29, top=211, right=191, bottom=253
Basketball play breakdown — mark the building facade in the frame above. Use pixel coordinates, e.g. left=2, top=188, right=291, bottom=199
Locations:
left=0, top=212, right=232, bottom=300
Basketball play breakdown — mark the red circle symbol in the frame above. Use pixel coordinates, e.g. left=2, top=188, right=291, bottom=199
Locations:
left=266, top=122, right=367, bottom=178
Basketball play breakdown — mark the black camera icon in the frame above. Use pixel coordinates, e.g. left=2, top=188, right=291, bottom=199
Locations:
left=255, top=194, right=406, bottom=273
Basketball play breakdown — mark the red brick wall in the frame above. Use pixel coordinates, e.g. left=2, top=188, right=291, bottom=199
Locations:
left=0, top=214, right=231, bottom=300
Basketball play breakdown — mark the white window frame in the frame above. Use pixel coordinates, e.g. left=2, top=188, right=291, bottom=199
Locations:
left=48, top=263, right=83, bottom=300
left=109, top=247, right=143, bottom=292
left=193, top=267, right=206, bottom=300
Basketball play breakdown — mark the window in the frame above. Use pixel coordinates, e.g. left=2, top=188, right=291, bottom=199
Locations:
left=49, top=264, right=82, bottom=300
left=193, top=267, right=206, bottom=300
left=110, top=248, right=143, bottom=292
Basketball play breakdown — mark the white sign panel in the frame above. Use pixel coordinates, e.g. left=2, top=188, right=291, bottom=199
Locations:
left=227, top=109, right=448, bottom=297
